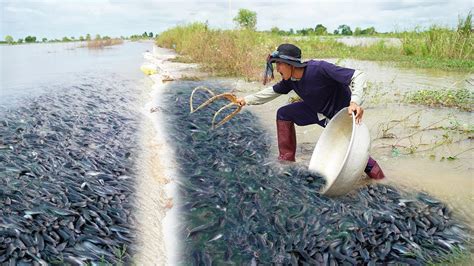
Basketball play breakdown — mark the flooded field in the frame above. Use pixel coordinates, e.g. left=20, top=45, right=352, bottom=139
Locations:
left=162, top=81, right=469, bottom=265
left=149, top=45, right=472, bottom=263
left=1, top=42, right=472, bottom=264
left=235, top=58, right=473, bottom=231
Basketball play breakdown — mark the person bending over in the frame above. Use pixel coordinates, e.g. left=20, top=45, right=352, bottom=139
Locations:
left=236, top=43, right=385, bottom=179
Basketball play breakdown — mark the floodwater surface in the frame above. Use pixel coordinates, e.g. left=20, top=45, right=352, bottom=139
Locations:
left=1, top=41, right=149, bottom=103
left=235, top=58, right=473, bottom=230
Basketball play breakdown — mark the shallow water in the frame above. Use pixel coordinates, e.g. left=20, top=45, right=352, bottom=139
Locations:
left=326, top=59, right=473, bottom=95
left=1, top=41, right=150, bottom=105
left=232, top=59, right=473, bottom=231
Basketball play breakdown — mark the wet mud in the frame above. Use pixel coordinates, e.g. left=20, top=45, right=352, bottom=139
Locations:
left=0, top=75, right=139, bottom=264
left=163, top=81, right=470, bottom=265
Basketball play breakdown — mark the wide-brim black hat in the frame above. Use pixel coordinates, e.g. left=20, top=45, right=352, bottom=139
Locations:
left=267, top=43, right=308, bottom=67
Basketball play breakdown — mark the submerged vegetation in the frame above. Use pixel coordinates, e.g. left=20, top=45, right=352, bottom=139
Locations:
left=83, top=38, right=124, bottom=49
left=405, top=87, right=473, bottom=111
left=156, top=13, right=473, bottom=78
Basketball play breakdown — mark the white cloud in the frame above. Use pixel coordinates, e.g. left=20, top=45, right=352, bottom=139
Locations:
left=1, top=0, right=472, bottom=39
left=4, top=6, right=47, bottom=16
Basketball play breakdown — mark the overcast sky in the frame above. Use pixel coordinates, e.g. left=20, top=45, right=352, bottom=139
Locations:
left=1, top=0, right=472, bottom=39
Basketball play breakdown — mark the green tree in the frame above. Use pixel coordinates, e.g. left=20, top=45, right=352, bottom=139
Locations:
left=17, top=38, right=23, bottom=43
left=42, top=37, right=47, bottom=42
left=95, top=34, right=101, bottom=40
left=79, top=36, right=84, bottom=41
left=333, top=29, right=339, bottom=35
left=338, top=24, right=352, bottom=35
left=314, top=24, right=327, bottom=35
left=62, top=37, right=71, bottom=42
left=25, top=36, right=36, bottom=43
left=362, top=27, right=376, bottom=35
left=142, top=32, right=148, bottom=37
left=270, top=26, right=279, bottom=33
left=354, top=27, right=362, bottom=36
left=297, top=28, right=315, bottom=35
left=86, top=34, right=91, bottom=41
left=148, top=32, right=153, bottom=38
left=233, top=8, right=257, bottom=30
left=5, top=35, right=14, bottom=44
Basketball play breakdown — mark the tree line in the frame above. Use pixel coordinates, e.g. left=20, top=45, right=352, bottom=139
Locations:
left=2, top=32, right=157, bottom=44
left=234, top=8, right=379, bottom=36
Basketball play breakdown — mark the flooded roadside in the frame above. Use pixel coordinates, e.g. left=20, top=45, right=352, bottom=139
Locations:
left=150, top=45, right=471, bottom=264
left=146, top=46, right=472, bottom=231
left=1, top=40, right=470, bottom=263
left=233, top=58, right=473, bottom=230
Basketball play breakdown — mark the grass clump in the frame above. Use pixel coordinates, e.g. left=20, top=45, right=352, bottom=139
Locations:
left=156, top=22, right=276, bottom=79
left=84, top=38, right=124, bottom=49
left=400, top=12, right=472, bottom=60
left=397, top=12, right=473, bottom=70
left=405, top=87, right=473, bottom=111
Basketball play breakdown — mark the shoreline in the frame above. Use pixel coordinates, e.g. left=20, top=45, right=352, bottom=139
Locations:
left=134, top=45, right=208, bottom=264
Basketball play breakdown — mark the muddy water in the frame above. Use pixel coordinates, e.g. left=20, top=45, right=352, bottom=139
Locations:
left=231, top=59, right=473, bottom=230
left=334, top=59, right=472, bottom=95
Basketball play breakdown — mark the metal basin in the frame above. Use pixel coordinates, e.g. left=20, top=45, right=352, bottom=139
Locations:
left=308, top=107, right=370, bottom=197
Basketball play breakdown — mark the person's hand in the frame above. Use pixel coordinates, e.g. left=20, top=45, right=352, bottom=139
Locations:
left=236, top=98, right=246, bottom=106
left=348, top=102, right=364, bottom=124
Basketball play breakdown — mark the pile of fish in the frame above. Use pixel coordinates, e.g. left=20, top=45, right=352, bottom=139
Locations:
left=0, top=77, right=139, bottom=265
left=163, top=82, right=470, bottom=265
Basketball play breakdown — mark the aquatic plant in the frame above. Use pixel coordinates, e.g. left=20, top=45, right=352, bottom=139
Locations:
left=405, top=87, right=473, bottom=111
left=163, top=81, right=471, bottom=264
left=375, top=110, right=473, bottom=158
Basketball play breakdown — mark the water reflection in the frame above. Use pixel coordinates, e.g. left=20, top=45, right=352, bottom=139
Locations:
left=1, top=41, right=152, bottom=103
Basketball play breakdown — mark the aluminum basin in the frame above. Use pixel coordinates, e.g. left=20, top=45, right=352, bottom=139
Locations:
left=308, top=107, right=370, bottom=197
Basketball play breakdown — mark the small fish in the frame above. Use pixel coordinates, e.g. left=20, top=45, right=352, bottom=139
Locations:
left=208, top=233, right=223, bottom=242
left=187, top=218, right=222, bottom=238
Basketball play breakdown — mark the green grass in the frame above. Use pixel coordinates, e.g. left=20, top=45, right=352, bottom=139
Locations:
left=399, top=13, right=472, bottom=60
left=156, top=14, right=473, bottom=81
